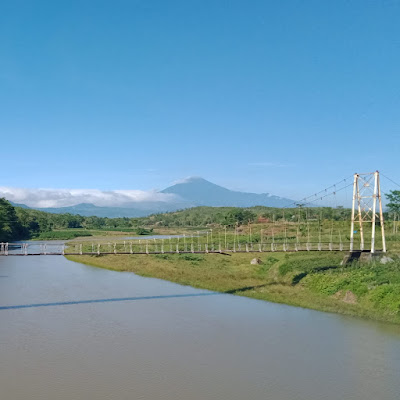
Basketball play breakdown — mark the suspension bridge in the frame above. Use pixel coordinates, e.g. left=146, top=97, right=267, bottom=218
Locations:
left=1, top=171, right=399, bottom=256
left=0, top=239, right=354, bottom=256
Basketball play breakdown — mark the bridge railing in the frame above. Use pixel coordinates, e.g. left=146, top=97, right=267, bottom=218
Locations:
left=63, top=240, right=353, bottom=255
left=0, top=239, right=385, bottom=256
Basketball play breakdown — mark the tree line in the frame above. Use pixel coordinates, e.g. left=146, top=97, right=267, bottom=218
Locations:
left=1, top=191, right=399, bottom=241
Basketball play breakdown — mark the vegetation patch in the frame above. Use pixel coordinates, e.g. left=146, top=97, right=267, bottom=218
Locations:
left=37, top=230, right=93, bottom=240
left=134, top=227, right=153, bottom=235
left=256, top=256, right=279, bottom=276
left=278, top=253, right=342, bottom=276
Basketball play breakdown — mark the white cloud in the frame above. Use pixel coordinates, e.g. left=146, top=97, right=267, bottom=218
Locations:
left=0, top=187, right=179, bottom=208
left=171, top=176, right=202, bottom=185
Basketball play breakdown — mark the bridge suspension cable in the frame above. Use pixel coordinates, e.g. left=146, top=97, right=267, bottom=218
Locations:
left=284, top=175, right=354, bottom=209
left=381, top=172, right=400, bottom=189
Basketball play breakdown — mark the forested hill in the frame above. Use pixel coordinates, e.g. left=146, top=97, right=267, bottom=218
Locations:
left=0, top=198, right=86, bottom=242
left=0, top=198, right=26, bottom=242
left=0, top=197, right=355, bottom=242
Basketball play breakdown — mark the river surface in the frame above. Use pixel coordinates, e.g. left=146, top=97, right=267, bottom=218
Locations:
left=7, top=235, right=190, bottom=255
left=1, top=251, right=400, bottom=400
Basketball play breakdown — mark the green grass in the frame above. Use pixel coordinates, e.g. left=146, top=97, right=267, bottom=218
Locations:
left=37, top=230, right=93, bottom=240
left=66, top=251, right=400, bottom=324
left=35, top=228, right=155, bottom=240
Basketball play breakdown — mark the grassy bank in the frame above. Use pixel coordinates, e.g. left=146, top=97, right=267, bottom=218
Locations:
left=66, top=251, right=400, bottom=324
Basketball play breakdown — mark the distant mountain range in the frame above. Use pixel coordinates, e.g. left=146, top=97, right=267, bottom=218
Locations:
left=10, top=177, right=294, bottom=217
left=33, top=201, right=189, bottom=218
left=162, top=177, right=293, bottom=208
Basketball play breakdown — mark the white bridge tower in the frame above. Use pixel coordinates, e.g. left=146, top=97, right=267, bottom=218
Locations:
left=350, top=171, right=386, bottom=253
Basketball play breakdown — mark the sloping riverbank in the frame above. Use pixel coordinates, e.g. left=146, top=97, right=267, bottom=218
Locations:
left=66, top=252, right=400, bottom=324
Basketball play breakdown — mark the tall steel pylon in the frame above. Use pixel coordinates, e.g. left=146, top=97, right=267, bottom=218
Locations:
left=350, top=171, right=386, bottom=253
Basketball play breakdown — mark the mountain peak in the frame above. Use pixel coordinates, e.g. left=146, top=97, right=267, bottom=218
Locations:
left=161, top=178, right=293, bottom=207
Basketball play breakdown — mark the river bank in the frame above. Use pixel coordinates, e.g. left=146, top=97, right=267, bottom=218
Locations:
left=66, top=251, right=400, bottom=324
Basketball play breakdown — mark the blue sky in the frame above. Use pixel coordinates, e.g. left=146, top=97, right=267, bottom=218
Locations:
left=1, top=0, right=399, bottom=203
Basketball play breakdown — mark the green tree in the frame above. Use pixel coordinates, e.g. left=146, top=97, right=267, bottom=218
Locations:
left=223, top=208, right=256, bottom=226
left=0, top=198, right=24, bottom=241
left=386, top=190, right=400, bottom=214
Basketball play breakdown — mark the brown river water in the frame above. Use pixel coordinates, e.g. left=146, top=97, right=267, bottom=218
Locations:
left=1, top=252, right=400, bottom=400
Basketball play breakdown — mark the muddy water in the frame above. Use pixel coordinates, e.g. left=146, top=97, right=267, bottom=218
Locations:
left=0, top=254, right=399, bottom=400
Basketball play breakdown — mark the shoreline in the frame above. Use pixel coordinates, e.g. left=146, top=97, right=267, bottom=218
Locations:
left=65, top=252, right=400, bottom=325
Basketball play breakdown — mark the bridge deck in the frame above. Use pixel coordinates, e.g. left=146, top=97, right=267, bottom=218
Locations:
left=0, top=249, right=362, bottom=256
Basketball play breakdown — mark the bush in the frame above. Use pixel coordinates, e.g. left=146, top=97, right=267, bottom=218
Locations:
left=367, top=284, right=400, bottom=314
left=135, top=227, right=153, bottom=235
left=37, top=231, right=92, bottom=240
left=181, top=254, right=204, bottom=262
